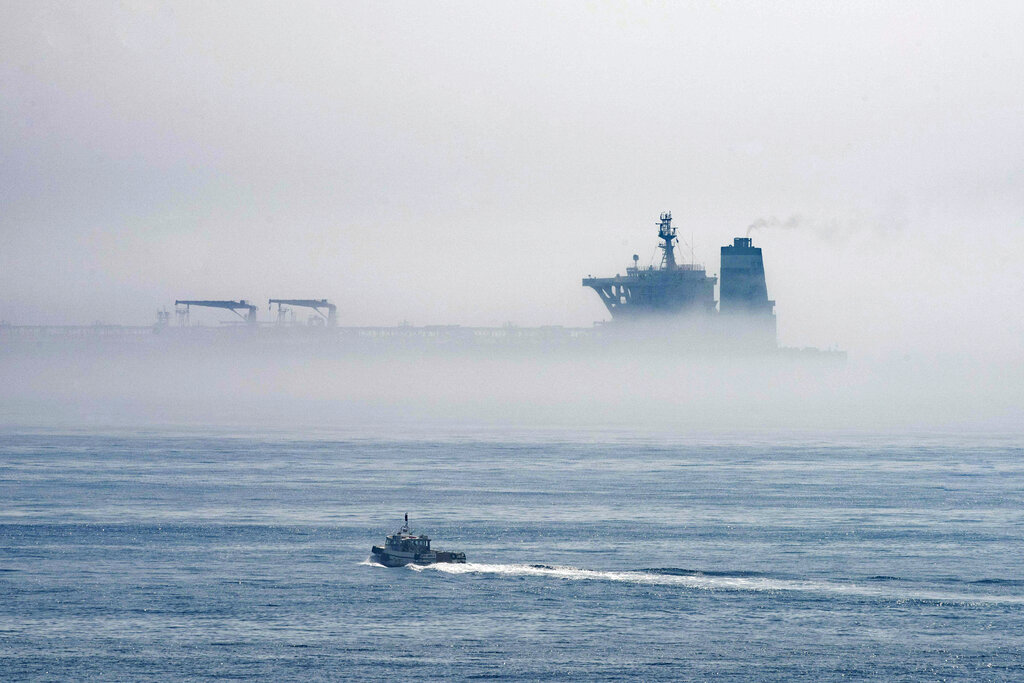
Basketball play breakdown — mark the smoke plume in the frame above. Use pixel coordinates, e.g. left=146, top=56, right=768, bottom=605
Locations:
left=746, top=215, right=804, bottom=237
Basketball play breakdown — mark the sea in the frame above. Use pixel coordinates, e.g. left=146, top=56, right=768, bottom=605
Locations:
left=1, top=427, right=1022, bottom=680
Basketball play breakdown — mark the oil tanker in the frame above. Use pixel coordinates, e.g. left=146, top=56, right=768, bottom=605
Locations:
left=0, top=211, right=842, bottom=359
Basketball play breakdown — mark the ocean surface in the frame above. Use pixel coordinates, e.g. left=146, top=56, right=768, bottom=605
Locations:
left=1, top=428, right=1023, bottom=680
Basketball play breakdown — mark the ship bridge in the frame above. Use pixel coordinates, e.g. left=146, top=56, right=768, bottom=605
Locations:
left=582, top=212, right=717, bottom=319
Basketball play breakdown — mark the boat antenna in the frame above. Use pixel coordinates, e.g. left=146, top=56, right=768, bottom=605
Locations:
left=402, top=512, right=409, bottom=534
left=657, top=211, right=678, bottom=270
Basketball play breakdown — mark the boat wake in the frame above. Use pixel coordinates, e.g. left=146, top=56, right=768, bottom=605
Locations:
left=403, top=562, right=1024, bottom=605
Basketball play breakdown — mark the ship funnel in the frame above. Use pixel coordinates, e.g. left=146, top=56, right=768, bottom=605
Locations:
left=720, top=236, right=776, bottom=346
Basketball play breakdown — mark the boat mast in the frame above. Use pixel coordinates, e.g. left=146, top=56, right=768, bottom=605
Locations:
left=658, top=212, right=678, bottom=270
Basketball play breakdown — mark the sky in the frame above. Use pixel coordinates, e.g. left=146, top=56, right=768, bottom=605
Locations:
left=2, top=1, right=1022, bottom=359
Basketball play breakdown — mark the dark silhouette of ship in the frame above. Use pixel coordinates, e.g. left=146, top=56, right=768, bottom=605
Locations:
left=582, top=212, right=777, bottom=348
left=3, top=210, right=844, bottom=358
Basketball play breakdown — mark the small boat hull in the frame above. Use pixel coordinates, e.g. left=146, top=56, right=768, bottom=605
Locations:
left=371, top=545, right=466, bottom=567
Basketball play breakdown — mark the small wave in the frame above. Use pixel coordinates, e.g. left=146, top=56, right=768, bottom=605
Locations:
left=359, top=556, right=385, bottom=567
left=408, top=562, right=1024, bottom=605
left=643, top=567, right=770, bottom=579
left=970, top=578, right=1024, bottom=586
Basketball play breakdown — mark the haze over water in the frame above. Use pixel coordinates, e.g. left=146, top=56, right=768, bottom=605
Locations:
left=3, top=2, right=1024, bottom=680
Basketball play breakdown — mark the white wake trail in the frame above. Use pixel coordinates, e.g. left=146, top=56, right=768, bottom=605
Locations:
left=404, top=562, right=1024, bottom=606
left=411, top=562, right=819, bottom=592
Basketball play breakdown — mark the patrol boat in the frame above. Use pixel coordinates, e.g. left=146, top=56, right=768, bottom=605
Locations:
left=371, top=514, right=467, bottom=567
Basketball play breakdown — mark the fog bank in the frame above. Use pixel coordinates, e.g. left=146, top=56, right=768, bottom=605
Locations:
left=2, top=342, right=1019, bottom=436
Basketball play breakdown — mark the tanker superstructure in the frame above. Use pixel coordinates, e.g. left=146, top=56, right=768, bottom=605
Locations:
left=582, top=212, right=777, bottom=350
left=582, top=213, right=717, bottom=319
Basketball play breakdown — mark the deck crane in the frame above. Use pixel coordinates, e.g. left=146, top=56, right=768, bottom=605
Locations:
left=268, top=299, right=337, bottom=326
left=174, top=300, right=259, bottom=325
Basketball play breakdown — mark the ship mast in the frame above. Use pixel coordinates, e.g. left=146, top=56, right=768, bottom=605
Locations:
left=657, top=212, right=678, bottom=270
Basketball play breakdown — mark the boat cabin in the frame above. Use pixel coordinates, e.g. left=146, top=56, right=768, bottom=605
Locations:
left=385, top=533, right=431, bottom=553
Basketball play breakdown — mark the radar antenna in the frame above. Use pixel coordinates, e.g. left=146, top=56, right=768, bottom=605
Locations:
left=657, top=212, right=678, bottom=270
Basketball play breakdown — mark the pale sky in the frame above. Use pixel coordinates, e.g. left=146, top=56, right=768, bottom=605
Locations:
left=2, top=1, right=1022, bottom=358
